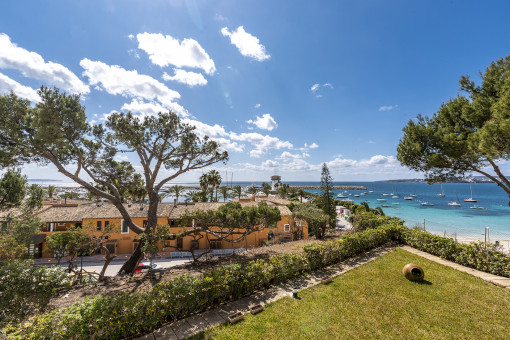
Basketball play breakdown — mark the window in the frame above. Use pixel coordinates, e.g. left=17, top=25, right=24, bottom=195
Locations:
left=191, top=240, right=199, bottom=250
left=210, top=239, right=222, bottom=249
left=176, top=237, right=183, bottom=250
left=96, top=221, right=102, bottom=231
left=47, top=223, right=56, bottom=232
left=284, top=224, right=290, bottom=232
left=105, top=221, right=109, bottom=229
left=121, top=220, right=129, bottom=234
left=143, top=220, right=148, bottom=228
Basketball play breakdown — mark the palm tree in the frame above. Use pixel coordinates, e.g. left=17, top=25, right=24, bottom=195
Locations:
left=184, top=191, right=195, bottom=203
left=169, top=184, right=184, bottom=203
left=232, top=185, right=243, bottom=200
left=207, top=170, right=222, bottom=201
left=220, top=186, right=230, bottom=202
left=298, top=189, right=306, bottom=202
left=46, top=185, right=56, bottom=198
left=247, top=186, right=257, bottom=198
left=261, top=182, right=271, bottom=197
left=277, top=184, right=289, bottom=199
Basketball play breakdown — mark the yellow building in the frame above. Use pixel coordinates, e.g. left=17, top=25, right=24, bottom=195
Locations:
left=33, top=198, right=308, bottom=258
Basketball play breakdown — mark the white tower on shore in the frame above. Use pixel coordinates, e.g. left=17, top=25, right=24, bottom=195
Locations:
left=271, top=175, right=281, bottom=191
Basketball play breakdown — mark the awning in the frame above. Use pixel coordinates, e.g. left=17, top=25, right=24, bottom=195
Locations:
left=30, top=234, right=46, bottom=245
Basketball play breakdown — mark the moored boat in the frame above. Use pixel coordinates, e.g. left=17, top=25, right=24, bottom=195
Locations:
left=464, top=186, right=477, bottom=203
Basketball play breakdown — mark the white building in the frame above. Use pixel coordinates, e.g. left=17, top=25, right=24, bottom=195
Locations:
left=271, top=175, right=281, bottom=191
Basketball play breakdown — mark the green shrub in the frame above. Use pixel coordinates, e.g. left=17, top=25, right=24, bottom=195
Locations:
left=7, top=222, right=509, bottom=340
left=0, top=260, right=70, bottom=327
left=7, top=226, right=400, bottom=339
left=350, top=211, right=403, bottom=232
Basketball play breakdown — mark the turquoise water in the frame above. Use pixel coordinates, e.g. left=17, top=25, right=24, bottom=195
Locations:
left=327, top=182, right=509, bottom=239
left=203, top=180, right=509, bottom=238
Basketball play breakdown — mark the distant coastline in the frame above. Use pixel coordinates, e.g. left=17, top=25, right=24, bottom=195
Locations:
left=386, top=176, right=501, bottom=184
left=27, top=179, right=62, bottom=182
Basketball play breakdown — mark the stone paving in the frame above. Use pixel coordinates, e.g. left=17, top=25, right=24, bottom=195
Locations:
left=134, top=245, right=510, bottom=340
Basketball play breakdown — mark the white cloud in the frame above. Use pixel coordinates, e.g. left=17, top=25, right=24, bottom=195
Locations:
left=127, top=34, right=135, bottom=40
left=302, top=152, right=311, bottom=158
left=136, top=33, right=216, bottom=75
left=237, top=154, right=406, bottom=178
left=221, top=26, right=270, bottom=61
left=0, top=72, right=40, bottom=102
left=120, top=99, right=189, bottom=119
left=261, top=159, right=279, bottom=168
left=229, top=132, right=292, bottom=158
left=80, top=59, right=181, bottom=109
left=162, top=69, right=207, bottom=87
left=378, top=104, right=398, bottom=111
left=247, top=113, right=278, bottom=131
left=113, top=154, right=129, bottom=162
left=310, top=83, right=332, bottom=97
left=0, top=33, right=89, bottom=94
left=182, top=118, right=227, bottom=138
left=327, top=155, right=399, bottom=170
left=278, top=151, right=302, bottom=160
left=210, top=137, right=244, bottom=153
left=309, top=143, right=319, bottom=149
left=254, top=103, right=261, bottom=108
left=215, top=13, right=227, bottom=22
left=128, top=49, right=140, bottom=59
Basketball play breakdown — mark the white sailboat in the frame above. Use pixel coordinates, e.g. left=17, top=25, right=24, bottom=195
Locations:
left=464, top=186, right=477, bottom=203
left=437, top=184, right=445, bottom=197
left=448, top=191, right=461, bottom=207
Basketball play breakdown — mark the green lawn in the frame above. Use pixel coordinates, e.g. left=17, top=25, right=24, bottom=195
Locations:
left=192, top=248, right=510, bottom=339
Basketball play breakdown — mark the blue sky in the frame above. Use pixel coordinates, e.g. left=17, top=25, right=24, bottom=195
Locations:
left=1, top=0, right=510, bottom=183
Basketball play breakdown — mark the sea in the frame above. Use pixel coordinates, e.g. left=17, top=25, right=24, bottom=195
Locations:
left=29, top=179, right=510, bottom=242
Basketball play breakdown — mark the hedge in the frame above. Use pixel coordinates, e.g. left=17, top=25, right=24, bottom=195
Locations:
left=4, top=225, right=401, bottom=340
left=399, top=227, right=510, bottom=278
left=4, top=223, right=510, bottom=339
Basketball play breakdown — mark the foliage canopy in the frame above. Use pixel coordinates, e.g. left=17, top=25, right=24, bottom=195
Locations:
left=397, top=55, right=510, bottom=206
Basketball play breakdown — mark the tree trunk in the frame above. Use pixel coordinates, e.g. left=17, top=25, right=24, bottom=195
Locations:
left=118, top=194, right=159, bottom=275
left=99, top=246, right=116, bottom=281
left=117, top=240, right=144, bottom=275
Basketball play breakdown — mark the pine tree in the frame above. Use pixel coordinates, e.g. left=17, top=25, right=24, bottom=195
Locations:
left=319, top=163, right=336, bottom=227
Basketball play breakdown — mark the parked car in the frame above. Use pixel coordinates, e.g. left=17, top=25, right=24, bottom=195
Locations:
left=135, top=262, right=163, bottom=273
